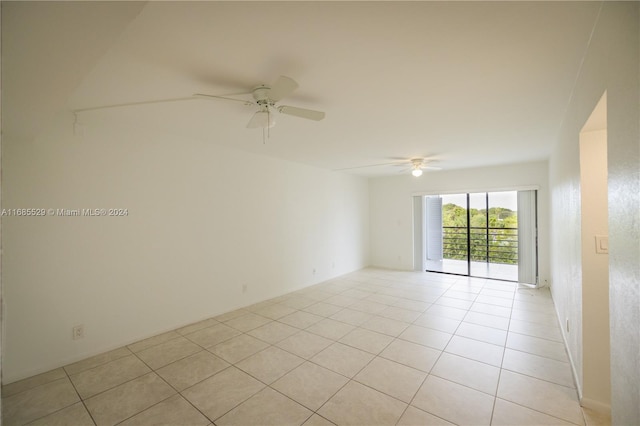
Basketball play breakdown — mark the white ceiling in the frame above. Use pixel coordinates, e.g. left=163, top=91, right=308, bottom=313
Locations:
left=3, top=1, right=602, bottom=176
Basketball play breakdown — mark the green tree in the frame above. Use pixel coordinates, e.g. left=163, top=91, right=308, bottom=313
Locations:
left=441, top=203, right=518, bottom=264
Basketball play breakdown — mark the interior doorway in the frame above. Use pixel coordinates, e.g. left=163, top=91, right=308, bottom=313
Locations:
left=579, top=92, right=611, bottom=412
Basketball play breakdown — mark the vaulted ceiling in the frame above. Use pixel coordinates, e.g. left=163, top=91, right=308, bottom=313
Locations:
left=2, top=1, right=602, bottom=176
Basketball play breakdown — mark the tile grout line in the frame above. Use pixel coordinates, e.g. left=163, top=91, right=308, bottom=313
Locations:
left=207, top=287, right=368, bottom=425
left=494, top=396, right=586, bottom=426
left=401, top=275, right=490, bottom=425
left=488, top=275, right=518, bottom=425
left=260, top=279, right=434, bottom=424
left=67, top=366, right=97, bottom=425
left=4, top=270, right=582, bottom=426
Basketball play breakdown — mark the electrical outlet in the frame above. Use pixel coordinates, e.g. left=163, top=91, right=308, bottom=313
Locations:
left=72, top=325, right=85, bottom=340
left=312, top=268, right=316, bottom=275
left=242, top=284, right=247, bottom=294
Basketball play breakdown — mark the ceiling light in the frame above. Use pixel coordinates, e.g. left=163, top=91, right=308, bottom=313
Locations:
left=412, top=168, right=423, bottom=177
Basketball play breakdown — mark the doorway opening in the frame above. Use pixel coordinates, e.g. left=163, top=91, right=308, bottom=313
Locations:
left=578, top=92, right=610, bottom=412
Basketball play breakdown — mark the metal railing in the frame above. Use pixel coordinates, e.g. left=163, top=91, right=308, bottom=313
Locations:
left=443, top=226, right=518, bottom=265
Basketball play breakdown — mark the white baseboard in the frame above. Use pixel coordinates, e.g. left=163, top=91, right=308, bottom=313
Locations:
left=580, top=397, right=611, bottom=415
left=551, top=295, right=583, bottom=401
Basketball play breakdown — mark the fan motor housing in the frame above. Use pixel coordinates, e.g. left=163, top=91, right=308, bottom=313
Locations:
left=253, top=86, right=271, bottom=102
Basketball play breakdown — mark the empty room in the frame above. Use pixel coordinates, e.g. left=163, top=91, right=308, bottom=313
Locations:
left=1, top=2, right=638, bottom=426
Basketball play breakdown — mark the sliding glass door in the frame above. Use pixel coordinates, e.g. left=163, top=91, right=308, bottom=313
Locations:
left=469, top=191, right=519, bottom=281
left=423, top=190, right=532, bottom=282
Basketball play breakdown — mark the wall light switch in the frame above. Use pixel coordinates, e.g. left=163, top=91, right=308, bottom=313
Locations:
left=595, top=235, right=609, bottom=254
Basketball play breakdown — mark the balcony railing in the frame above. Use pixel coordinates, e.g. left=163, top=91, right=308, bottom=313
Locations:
left=443, top=226, right=518, bottom=265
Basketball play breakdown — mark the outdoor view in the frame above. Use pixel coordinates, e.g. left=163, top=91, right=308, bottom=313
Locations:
left=442, top=192, right=518, bottom=265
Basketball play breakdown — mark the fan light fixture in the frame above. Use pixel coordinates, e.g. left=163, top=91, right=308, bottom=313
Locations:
left=333, top=157, right=441, bottom=175
left=411, top=159, right=424, bottom=177
left=249, top=108, right=276, bottom=129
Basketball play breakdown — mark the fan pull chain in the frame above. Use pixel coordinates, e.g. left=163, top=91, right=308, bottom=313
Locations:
left=72, top=113, right=83, bottom=137
left=262, top=108, right=272, bottom=144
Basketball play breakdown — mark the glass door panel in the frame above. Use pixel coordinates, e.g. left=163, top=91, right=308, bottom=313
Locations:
left=424, top=191, right=521, bottom=281
left=469, top=191, right=519, bottom=280
left=426, top=193, right=469, bottom=276
left=468, top=192, right=488, bottom=278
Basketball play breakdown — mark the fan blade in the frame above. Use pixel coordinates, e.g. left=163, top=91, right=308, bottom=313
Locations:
left=278, top=105, right=325, bottom=121
left=193, top=93, right=253, bottom=105
left=334, top=162, right=402, bottom=171
left=73, top=97, right=196, bottom=113
left=269, top=76, right=299, bottom=101
left=246, top=112, right=262, bottom=128
left=423, top=166, right=442, bottom=171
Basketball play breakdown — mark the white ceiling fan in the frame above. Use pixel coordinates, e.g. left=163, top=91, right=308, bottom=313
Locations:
left=336, top=157, right=441, bottom=177
left=72, top=75, right=324, bottom=135
left=194, top=75, right=325, bottom=129
left=402, top=158, right=441, bottom=177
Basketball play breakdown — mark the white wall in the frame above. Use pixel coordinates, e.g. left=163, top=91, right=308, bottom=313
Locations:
left=548, top=2, right=638, bottom=423
left=1, top=115, right=370, bottom=383
left=0, top=1, right=3, bottom=409
left=369, top=160, right=549, bottom=284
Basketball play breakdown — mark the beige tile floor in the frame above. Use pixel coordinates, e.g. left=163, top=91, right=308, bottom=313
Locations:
left=2, top=268, right=610, bottom=426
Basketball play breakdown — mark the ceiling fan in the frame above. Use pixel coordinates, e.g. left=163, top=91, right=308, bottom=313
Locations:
left=336, top=157, right=441, bottom=177
left=402, top=158, right=441, bottom=177
left=194, top=75, right=325, bottom=129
